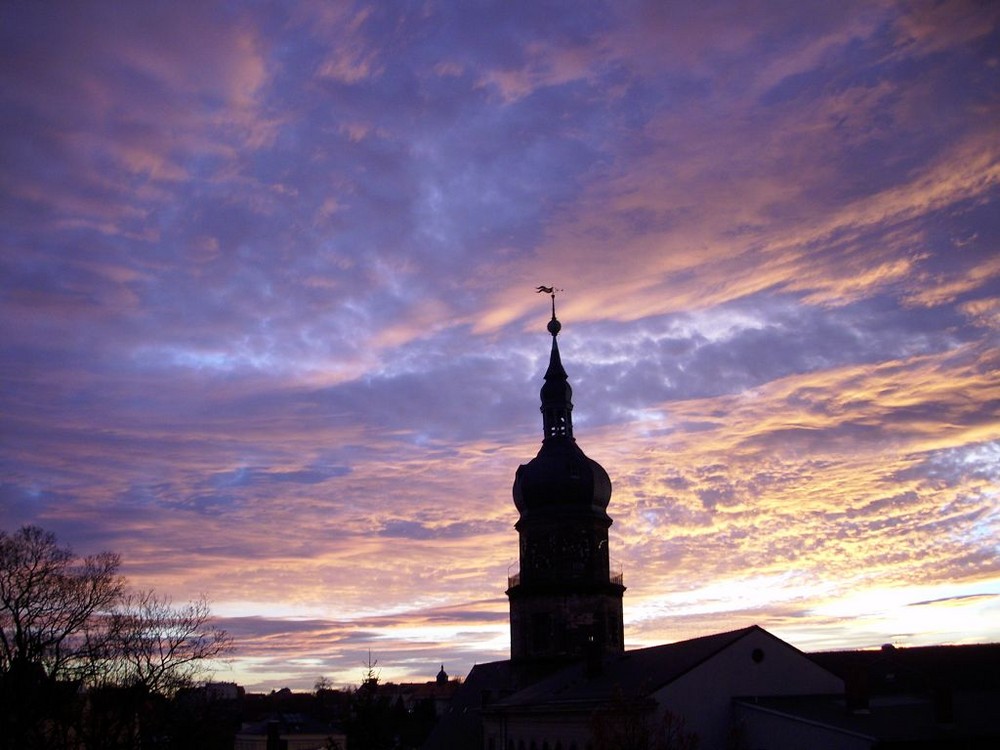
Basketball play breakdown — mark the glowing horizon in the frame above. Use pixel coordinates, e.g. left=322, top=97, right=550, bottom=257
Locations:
left=2, top=1, right=998, bottom=692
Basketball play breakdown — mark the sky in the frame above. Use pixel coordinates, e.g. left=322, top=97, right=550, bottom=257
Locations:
left=2, top=0, right=998, bottom=692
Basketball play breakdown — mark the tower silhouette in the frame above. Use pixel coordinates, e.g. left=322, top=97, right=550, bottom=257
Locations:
left=506, top=302, right=625, bottom=677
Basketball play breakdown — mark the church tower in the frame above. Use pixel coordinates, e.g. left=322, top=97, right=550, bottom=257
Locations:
left=506, top=296, right=625, bottom=674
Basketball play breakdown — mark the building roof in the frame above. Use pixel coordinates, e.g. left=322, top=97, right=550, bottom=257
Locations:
left=424, top=625, right=844, bottom=748
left=490, top=626, right=767, bottom=712
left=425, top=629, right=1000, bottom=749
left=737, top=689, right=1000, bottom=745
left=751, top=642, right=1000, bottom=745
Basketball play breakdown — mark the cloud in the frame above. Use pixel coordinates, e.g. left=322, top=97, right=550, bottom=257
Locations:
left=2, top=0, right=998, bottom=689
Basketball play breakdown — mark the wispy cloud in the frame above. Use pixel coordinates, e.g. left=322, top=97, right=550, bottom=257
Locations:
left=2, top=0, right=997, bottom=688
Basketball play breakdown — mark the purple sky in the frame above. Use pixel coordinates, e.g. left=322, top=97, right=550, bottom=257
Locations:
left=2, top=1, right=998, bottom=691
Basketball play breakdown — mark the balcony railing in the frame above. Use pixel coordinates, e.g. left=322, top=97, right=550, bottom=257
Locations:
left=506, top=569, right=624, bottom=588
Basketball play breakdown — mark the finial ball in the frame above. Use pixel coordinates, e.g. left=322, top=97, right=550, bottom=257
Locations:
left=547, top=317, right=562, bottom=336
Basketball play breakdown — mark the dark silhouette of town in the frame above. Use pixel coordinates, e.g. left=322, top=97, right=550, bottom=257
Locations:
left=4, top=298, right=998, bottom=750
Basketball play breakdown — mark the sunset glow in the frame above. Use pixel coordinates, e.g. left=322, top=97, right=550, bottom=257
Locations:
left=2, top=1, right=998, bottom=691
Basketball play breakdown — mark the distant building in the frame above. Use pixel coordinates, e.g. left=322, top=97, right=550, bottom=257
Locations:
left=424, top=305, right=1000, bottom=749
left=357, top=665, right=462, bottom=727
left=204, top=681, right=243, bottom=702
left=377, top=666, right=461, bottom=718
left=738, top=642, right=1000, bottom=749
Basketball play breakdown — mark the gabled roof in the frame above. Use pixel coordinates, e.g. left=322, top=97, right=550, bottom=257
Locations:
left=423, top=625, right=846, bottom=746
left=491, top=625, right=780, bottom=712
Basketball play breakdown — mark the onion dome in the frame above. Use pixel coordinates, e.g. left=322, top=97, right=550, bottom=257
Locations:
left=512, top=312, right=612, bottom=519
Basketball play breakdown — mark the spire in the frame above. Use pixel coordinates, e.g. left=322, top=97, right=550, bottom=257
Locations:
left=509, top=290, right=623, bottom=669
left=537, top=287, right=573, bottom=440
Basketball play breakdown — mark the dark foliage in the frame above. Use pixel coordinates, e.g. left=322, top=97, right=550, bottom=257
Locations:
left=0, top=525, right=232, bottom=750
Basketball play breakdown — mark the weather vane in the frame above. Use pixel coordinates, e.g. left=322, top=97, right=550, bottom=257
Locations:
left=536, top=285, right=564, bottom=324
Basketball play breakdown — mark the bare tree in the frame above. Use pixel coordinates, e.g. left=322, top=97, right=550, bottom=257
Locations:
left=93, top=590, right=232, bottom=696
left=0, top=525, right=232, bottom=749
left=0, top=525, right=123, bottom=680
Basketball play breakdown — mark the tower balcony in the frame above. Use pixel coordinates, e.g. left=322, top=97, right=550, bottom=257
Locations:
left=506, top=567, right=623, bottom=590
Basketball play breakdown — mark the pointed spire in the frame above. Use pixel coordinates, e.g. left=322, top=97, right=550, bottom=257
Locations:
left=537, top=288, right=573, bottom=440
